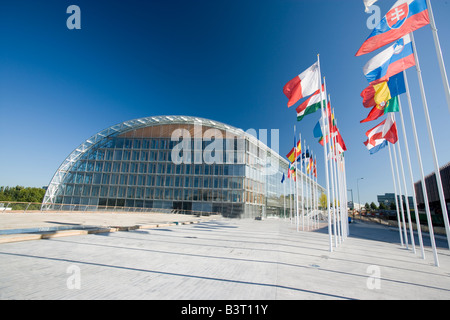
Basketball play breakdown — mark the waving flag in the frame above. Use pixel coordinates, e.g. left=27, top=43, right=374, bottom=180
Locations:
left=356, top=0, right=429, bottom=56
left=296, top=87, right=326, bottom=122
left=364, top=138, right=388, bottom=154
left=283, top=62, right=320, bottom=107
left=365, top=113, right=398, bottom=145
left=286, top=140, right=302, bottom=163
left=364, top=0, right=379, bottom=12
left=363, top=34, right=415, bottom=83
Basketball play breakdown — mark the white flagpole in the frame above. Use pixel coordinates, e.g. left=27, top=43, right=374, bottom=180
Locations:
left=283, top=173, right=286, bottom=220
left=308, top=147, right=313, bottom=230
left=326, top=98, right=338, bottom=247
left=426, top=0, right=450, bottom=114
left=397, top=95, right=425, bottom=258
left=295, top=130, right=300, bottom=232
left=301, top=137, right=305, bottom=231
left=393, top=113, right=417, bottom=254
left=402, top=70, right=439, bottom=266
left=411, top=32, right=450, bottom=250
left=333, top=114, right=343, bottom=243
left=318, top=55, right=333, bottom=252
left=388, top=143, right=405, bottom=247
left=392, top=139, right=410, bottom=250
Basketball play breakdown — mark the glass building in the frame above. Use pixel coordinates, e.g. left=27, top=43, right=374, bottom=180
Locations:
left=42, top=116, right=324, bottom=218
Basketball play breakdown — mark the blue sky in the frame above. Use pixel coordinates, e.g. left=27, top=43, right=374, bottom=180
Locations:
left=1, top=0, right=449, bottom=205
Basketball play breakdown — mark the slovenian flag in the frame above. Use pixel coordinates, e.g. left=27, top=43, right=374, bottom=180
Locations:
left=363, top=34, right=415, bottom=83
left=283, top=62, right=320, bottom=107
left=356, top=0, right=429, bottom=57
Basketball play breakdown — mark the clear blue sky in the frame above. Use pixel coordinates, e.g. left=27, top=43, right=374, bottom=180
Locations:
left=1, top=0, right=449, bottom=206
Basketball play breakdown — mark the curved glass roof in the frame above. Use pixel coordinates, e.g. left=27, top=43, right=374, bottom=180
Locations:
left=42, top=115, right=288, bottom=206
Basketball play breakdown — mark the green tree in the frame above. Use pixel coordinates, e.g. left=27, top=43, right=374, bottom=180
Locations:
left=319, top=193, right=327, bottom=209
left=370, top=202, right=378, bottom=211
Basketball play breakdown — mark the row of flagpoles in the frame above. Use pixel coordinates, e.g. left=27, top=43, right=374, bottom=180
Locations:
left=282, top=55, right=349, bottom=252
left=358, top=0, right=450, bottom=267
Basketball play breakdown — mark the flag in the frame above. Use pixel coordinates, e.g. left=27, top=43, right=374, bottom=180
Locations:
left=281, top=173, right=285, bottom=184
left=384, top=95, right=400, bottom=113
left=287, top=140, right=302, bottom=163
left=296, top=86, right=326, bottom=121
left=363, top=34, right=415, bottom=83
left=356, top=0, right=429, bottom=56
left=301, top=150, right=310, bottom=159
left=283, top=62, right=320, bottom=107
left=388, top=72, right=406, bottom=97
left=360, top=96, right=399, bottom=123
left=364, top=0, right=379, bottom=12
left=307, top=158, right=312, bottom=174
left=313, top=158, right=317, bottom=178
left=288, top=163, right=297, bottom=181
left=361, top=72, right=406, bottom=110
left=382, top=113, right=399, bottom=144
left=361, top=81, right=391, bottom=108
left=335, top=130, right=348, bottom=154
left=364, top=138, right=388, bottom=154
left=313, top=119, right=323, bottom=138
left=365, top=113, right=398, bottom=145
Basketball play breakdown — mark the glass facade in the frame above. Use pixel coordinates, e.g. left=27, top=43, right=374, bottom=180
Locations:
left=43, top=116, right=324, bottom=218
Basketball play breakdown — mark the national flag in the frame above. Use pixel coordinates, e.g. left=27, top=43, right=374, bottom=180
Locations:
left=360, top=96, right=399, bottom=123
left=364, top=0, right=379, bottom=12
left=313, top=158, right=317, bottom=178
left=286, top=140, right=302, bottom=163
left=288, top=163, right=297, bottom=181
left=361, top=81, right=391, bottom=108
left=296, top=86, right=326, bottom=122
left=356, top=0, right=429, bottom=56
left=335, top=130, right=348, bottom=154
left=283, top=62, right=320, bottom=107
left=387, top=72, right=407, bottom=97
left=365, top=113, right=398, bottom=145
left=281, top=173, right=285, bottom=184
left=364, top=138, right=388, bottom=154
left=307, top=158, right=312, bottom=174
left=363, top=34, right=415, bottom=83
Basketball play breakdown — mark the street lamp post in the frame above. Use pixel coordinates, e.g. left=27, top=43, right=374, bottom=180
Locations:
left=347, top=188, right=354, bottom=221
left=357, top=178, right=364, bottom=220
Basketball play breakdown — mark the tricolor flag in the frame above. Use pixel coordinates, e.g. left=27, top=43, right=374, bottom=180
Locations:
left=363, top=34, right=415, bottom=83
left=283, top=62, right=320, bottom=107
left=296, top=87, right=326, bottom=122
left=361, top=72, right=406, bottom=109
left=356, top=0, right=429, bottom=56
left=364, top=138, right=388, bottom=154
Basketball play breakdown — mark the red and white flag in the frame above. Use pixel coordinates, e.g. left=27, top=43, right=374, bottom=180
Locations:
left=365, top=113, right=398, bottom=146
left=283, top=62, right=320, bottom=107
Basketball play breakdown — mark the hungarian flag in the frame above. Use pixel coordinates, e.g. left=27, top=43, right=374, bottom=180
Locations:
left=356, top=0, right=429, bottom=56
left=283, top=62, right=320, bottom=107
left=297, top=86, right=326, bottom=122
left=363, top=34, right=415, bottom=83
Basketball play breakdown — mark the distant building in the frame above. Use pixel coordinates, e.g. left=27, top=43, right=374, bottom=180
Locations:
left=377, top=193, right=413, bottom=209
left=414, top=162, right=450, bottom=215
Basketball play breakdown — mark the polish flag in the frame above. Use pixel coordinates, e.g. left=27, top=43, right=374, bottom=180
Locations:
left=283, top=62, right=320, bottom=107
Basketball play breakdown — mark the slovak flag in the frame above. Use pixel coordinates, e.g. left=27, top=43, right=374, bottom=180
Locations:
left=363, top=34, right=415, bottom=83
left=356, top=0, right=429, bottom=56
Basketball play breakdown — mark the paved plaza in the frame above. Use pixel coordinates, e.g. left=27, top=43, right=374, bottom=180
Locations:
left=0, top=214, right=449, bottom=300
